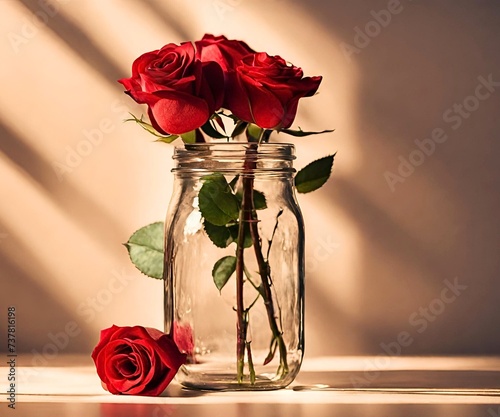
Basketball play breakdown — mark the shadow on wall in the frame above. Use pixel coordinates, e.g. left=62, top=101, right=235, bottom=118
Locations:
left=0, top=0, right=196, bottom=354
left=0, top=121, right=124, bottom=247
left=291, top=0, right=500, bottom=355
left=0, top=219, right=94, bottom=354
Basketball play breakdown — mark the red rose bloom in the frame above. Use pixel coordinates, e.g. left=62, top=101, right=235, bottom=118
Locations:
left=226, top=52, right=322, bottom=129
left=118, top=42, right=224, bottom=135
left=91, top=325, right=186, bottom=396
left=195, top=34, right=255, bottom=72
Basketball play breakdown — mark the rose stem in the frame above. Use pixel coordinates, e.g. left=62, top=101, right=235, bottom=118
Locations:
left=242, top=144, right=289, bottom=377
left=235, top=177, right=249, bottom=383
left=246, top=194, right=288, bottom=376
left=244, top=310, right=256, bottom=384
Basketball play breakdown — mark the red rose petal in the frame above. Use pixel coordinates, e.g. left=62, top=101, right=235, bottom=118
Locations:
left=118, top=40, right=224, bottom=136
left=150, top=91, right=209, bottom=135
left=245, top=82, right=284, bottom=129
left=225, top=52, right=322, bottom=128
left=225, top=73, right=254, bottom=124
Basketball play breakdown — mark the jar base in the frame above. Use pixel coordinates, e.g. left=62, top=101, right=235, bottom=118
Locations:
left=178, top=373, right=293, bottom=391
left=176, top=364, right=300, bottom=391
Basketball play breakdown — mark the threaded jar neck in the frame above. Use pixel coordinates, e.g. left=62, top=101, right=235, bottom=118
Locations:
left=172, top=143, right=296, bottom=177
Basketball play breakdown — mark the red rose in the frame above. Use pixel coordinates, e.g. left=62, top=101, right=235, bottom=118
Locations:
left=118, top=42, right=224, bottom=135
left=195, top=34, right=255, bottom=72
left=226, top=52, right=322, bottom=129
left=91, top=325, right=186, bottom=396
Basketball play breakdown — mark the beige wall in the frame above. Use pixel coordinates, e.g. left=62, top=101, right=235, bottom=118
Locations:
left=1, top=0, right=499, bottom=359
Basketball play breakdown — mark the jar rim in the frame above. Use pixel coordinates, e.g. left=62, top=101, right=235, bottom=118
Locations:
left=173, top=142, right=295, bottom=159
left=172, top=142, right=296, bottom=176
left=174, top=142, right=295, bottom=147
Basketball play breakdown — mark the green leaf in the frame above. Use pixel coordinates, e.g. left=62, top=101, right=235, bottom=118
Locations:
left=229, top=174, right=240, bottom=192
left=212, top=256, right=237, bottom=292
left=295, top=154, right=335, bottom=194
left=246, top=124, right=263, bottom=141
left=228, top=223, right=253, bottom=248
left=280, top=128, right=334, bottom=137
left=231, top=121, right=248, bottom=138
left=217, top=110, right=240, bottom=122
left=264, top=337, right=278, bottom=365
left=125, top=113, right=178, bottom=141
left=234, top=188, right=267, bottom=210
left=262, top=129, right=273, bottom=143
left=203, top=220, right=232, bottom=248
left=199, top=174, right=240, bottom=226
left=204, top=219, right=253, bottom=249
left=180, top=130, right=196, bottom=144
left=124, top=222, right=164, bottom=279
left=213, top=114, right=226, bottom=133
left=155, top=135, right=179, bottom=144
left=201, top=120, right=228, bottom=139
left=253, top=190, right=267, bottom=210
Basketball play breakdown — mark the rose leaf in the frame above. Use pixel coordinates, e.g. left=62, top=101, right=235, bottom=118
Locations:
left=234, top=188, right=267, bottom=210
left=246, top=124, right=263, bottom=141
left=229, top=174, right=240, bottom=192
left=295, top=154, right=335, bottom=194
left=125, top=113, right=178, bottom=142
left=124, top=222, right=164, bottom=279
left=201, top=120, right=228, bottom=139
left=155, top=135, right=179, bottom=144
left=264, top=337, right=278, bottom=365
left=203, top=220, right=232, bottom=248
left=199, top=174, right=240, bottom=226
left=231, top=121, right=248, bottom=138
left=279, top=127, right=335, bottom=137
left=228, top=223, right=253, bottom=249
left=253, top=190, right=267, bottom=210
left=180, top=130, right=196, bottom=144
left=212, top=256, right=237, bottom=292
left=213, top=114, right=226, bottom=133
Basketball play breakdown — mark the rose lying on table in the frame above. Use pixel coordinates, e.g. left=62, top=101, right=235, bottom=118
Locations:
left=91, top=325, right=186, bottom=396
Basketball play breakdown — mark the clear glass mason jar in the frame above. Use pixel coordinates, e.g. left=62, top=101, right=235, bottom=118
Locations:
left=163, top=143, right=305, bottom=390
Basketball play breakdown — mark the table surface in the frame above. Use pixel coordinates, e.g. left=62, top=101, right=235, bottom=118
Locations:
left=2, top=355, right=500, bottom=417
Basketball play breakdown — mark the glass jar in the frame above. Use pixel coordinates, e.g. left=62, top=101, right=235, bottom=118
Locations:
left=163, top=143, right=304, bottom=390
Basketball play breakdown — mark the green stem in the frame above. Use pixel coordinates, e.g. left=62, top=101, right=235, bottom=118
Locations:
left=245, top=197, right=288, bottom=376
left=246, top=341, right=256, bottom=384
left=242, top=309, right=256, bottom=384
left=240, top=144, right=289, bottom=377
left=235, top=192, right=247, bottom=383
left=235, top=143, right=288, bottom=383
left=243, top=266, right=261, bottom=293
